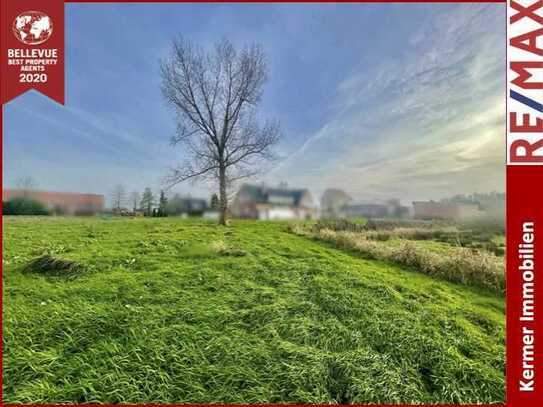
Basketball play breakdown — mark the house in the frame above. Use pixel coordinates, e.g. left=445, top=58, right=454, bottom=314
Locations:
left=231, top=184, right=315, bottom=220
left=412, top=201, right=481, bottom=220
left=3, top=189, right=105, bottom=215
left=181, top=198, right=207, bottom=215
left=166, top=195, right=208, bottom=216
left=339, top=198, right=410, bottom=219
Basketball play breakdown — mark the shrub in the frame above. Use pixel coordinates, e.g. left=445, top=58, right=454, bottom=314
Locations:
left=364, top=227, right=458, bottom=242
left=364, top=219, right=444, bottom=230
left=73, top=208, right=98, bottom=217
left=3, top=201, right=13, bottom=214
left=312, top=218, right=367, bottom=233
left=3, top=197, right=50, bottom=216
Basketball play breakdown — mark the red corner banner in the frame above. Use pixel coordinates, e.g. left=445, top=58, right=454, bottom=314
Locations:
left=1, top=0, right=64, bottom=105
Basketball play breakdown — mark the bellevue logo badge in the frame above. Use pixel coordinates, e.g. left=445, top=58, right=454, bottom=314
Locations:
left=12, top=10, right=53, bottom=46
left=1, top=0, right=65, bottom=104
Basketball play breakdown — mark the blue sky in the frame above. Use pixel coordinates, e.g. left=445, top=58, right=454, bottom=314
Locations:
left=3, top=3, right=505, bottom=205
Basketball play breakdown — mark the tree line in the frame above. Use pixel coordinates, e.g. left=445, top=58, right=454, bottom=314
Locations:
left=110, top=184, right=219, bottom=217
left=6, top=36, right=280, bottom=225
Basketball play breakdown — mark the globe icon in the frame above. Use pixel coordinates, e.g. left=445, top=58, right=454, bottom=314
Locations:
left=12, top=11, right=53, bottom=46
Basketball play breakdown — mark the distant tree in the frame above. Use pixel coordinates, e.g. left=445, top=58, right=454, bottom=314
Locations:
left=210, top=193, right=219, bottom=210
left=129, top=191, right=141, bottom=212
left=320, top=188, right=352, bottom=218
left=110, top=184, right=127, bottom=212
left=52, top=204, right=67, bottom=216
left=15, top=176, right=38, bottom=197
left=385, top=198, right=401, bottom=207
left=140, top=187, right=155, bottom=216
left=3, top=201, right=14, bottom=215
left=385, top=198, right=405, bottom=218
left=158, top=190, right=168, bottom=217
left=160, top=37, right=280, bottom=225
left=443, top=192, right=505, bottom=215
left=16, top=176, right=38, bottom=190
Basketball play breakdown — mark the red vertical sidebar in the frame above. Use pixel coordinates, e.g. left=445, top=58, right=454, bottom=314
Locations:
left=506, top=165, right=543, bottom=407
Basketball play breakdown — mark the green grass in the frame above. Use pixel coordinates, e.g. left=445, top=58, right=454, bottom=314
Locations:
left=383, top=237, right=455, bottom=254
left=3, top=217, right=504, bottom=404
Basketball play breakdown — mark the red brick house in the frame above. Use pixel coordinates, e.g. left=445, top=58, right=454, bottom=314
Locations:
left=3, top=189, right=105, bottom=215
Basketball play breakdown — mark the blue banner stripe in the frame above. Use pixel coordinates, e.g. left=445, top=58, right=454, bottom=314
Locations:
left=510, top=90, right=543, bottom=113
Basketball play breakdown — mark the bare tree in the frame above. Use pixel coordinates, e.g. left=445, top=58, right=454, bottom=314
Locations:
left=110, top=184, right=127, bottom=212
left=129, top=191, right=141, bottom=212
left=160, top=37, right=280, bottom=225
left=15, top=176, right=38, bottom=198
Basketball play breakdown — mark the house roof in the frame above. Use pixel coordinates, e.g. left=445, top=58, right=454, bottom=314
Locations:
left=239, top=184, right=309, bottom=207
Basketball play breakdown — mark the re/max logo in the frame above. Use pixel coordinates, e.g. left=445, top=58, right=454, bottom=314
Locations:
left=507, top=0, right=543, bottom=164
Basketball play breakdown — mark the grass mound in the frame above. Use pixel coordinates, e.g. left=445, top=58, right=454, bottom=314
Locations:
left=23, top=254, right=86, bottom=279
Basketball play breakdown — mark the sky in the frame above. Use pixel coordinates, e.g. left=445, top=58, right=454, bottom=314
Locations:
left=3, top=3, right=506, bottom=205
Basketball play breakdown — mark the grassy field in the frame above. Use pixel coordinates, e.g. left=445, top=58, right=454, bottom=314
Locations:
left=290, top=222, right=504, bottom=294
left=3, top=217, right=504, bottom=404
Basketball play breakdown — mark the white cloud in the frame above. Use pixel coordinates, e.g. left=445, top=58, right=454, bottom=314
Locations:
left=267, top=4, right=505, bottom=204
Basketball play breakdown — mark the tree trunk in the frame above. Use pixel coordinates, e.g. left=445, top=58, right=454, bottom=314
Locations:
left=219, top=166, right=228, bottom=226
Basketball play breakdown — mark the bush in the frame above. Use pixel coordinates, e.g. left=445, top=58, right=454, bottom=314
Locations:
left=3, top=197, right=50, bottom=216
left=364, top=219, right=443, bottom=230
left=364, top=227, right=458, bottom=242
left=73, top=208, right=98, bottom=217
left=312, top=218, right=367, bottom=233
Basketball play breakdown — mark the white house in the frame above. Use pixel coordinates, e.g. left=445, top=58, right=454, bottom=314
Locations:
left=231, top=184, right=316, bottom=220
